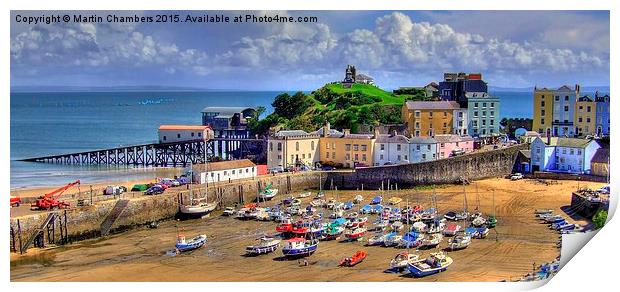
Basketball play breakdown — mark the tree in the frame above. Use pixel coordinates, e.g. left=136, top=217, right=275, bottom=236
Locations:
left=255, top=106, right=266, bottom=119
left=271, top=91, right=310, bottom=120
left=593, top=210, right=608, bottom=229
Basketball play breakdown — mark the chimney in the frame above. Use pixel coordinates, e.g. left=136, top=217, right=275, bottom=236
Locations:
left=343, top=129, right=351, bottom=136
left=575, top=84, right=580, bottom=95
left=392, top=130, right=398, bottom=137
left=322, top=122, right=330, bottom=138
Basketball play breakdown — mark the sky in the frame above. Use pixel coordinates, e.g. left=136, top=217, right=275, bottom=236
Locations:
left=10, top=10, right=610, bottom=90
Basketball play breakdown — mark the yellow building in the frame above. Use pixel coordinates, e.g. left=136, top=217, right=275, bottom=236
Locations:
left=574, top=95, right=597, bottom=137
left=317, top=123, right=376, bottom=168
left=401, top=101, right=461, bottom=137
left=532, top=87, right=554, bottom=136
left=267, top=130, right=320, bottom=171
left=590, top=148, right=609, bottom=177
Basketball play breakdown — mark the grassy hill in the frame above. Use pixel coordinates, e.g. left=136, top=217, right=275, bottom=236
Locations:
left=249, top=82, right=430, bottom=135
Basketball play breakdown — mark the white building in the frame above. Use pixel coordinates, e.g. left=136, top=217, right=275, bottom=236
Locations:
left=452, top=108, right=468, bottom=136
left=158, top=125, right=214, bottom=143
left=530, top=137, right=600, bottom=174
left=374, top=133, right=410, bottom=166
left=192, top=159, right=257, bottom=184
left=551, top=85, right=579, bottom=137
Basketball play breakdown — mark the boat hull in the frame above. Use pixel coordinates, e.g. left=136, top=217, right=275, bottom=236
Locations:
left=407, top=264, right=448, bottom=277
left=178, top=204, right=217, bottom=219
left=282, top=245, right=318, bottom=258
left=245, top=243, right=280, bottom=255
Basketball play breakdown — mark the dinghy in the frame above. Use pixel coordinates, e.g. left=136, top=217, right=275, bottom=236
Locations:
left=474, top=227, right=489, bottom=238
left=245, top=237, right=281, bottom=255
left=343, top=201, right=354, bottom=210
left=389, top=251, right=420, bottom=271
left=407, top=252, right=453, bottom=277
left=367, top=233, right=387, bottom=246
left=447, top=233, right=471, bottom=250
left=345, top=227, right=367, bottom=240
left=371, top=204, right=384, bottom=214
left=339, top=250, right=367, bottom=267
left=175, top=233, right=207, bottom=252
left=258, top=183, right=278, bottom=201
left=360, top=204, right=372, bottom=214
left=282, top=238, right=319, bottom=258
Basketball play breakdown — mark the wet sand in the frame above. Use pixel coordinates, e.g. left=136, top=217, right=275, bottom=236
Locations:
left=10, top=178, right=603, bottom=282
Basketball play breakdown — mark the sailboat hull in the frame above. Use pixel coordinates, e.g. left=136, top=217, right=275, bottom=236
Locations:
left=179, top=203, right=218, bottom=219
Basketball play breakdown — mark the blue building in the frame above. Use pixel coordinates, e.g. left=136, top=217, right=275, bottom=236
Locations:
left=530, top=137, right=600, bottom=174
left=466, top=92, right=500, bottom=137
left=408, top=137, right=438, bottom=163
left=594, top=92, right=610, bottom=136
left=438, top=72, right=488, bottom=105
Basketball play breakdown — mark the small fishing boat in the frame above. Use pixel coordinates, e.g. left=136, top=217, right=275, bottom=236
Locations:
left=258, top=183, right=279, bottom=201
left=326, top=199, right=337, bottom=209
left=310, top=199, right=326, bottom=207
left=331, top=217, right=347, bottom=226
left=309, top=222, right=325, bottom=237
left=175, top=233, right=207, bottom=252
left=389, top=251, right=420, bottom=271
left=446, top=233, right=471, bottom=250
left=399, top=231, right=423, bottom=248
left=345, top=227, right=367, bottom=240
left=282, top=196, right=295, bottom=205
left=544, top=215, right=565, bottom=224
left=346, top=217, right=368, bottom=228
left=442, top=223, right=462, bottom=236
left=383, top=232, right=403, bottom=247
left=298, top=192, right=312, bottom=198
left=281, top=238, right=319, bottom=258
left=245, top=237, right=281, bottom=255
left=179, top=198, right=218, bottom=219
left=360, top=204, right=372, bottom=214
left=535, top=209, right=553, bottom=216
left=367, top=233, right=387, bottom=246
left=255, top=210, right=271, bottom=221
left=291, top=224, right=310, bottom=236
left=556, top=223, right=576, bottom=232
left=373, top=218, right=389, bottom=230
left=388, top=197, right=403, bottom=205
left=222, top=207, right=236, bottom=216
left=391, top=221, right=404, bottom=232
left=276, top=218, right=293, bottom=233
left=371, top=196, right=383, bottom=205
left=291, top=199, right=302, bottom=206
left=407, top=252, right=453, bottom=277
left=419, top=233, right=442, bottom=249
left=353, top=195, right=363, bottom=203
left=315, top=191, right=325, bottom=199
left=346, top=212, right=359, bottom=219
left=343, top=201, right=354, bottom=210
left=323, top=224, right=345, bottom=240
left=474, top=227, right=489, bottom=238
left=339, top=250, right=367, bottom=267
left=329, top=209, right=344, bottom=219
left=464, top=227, right=477, bottom=237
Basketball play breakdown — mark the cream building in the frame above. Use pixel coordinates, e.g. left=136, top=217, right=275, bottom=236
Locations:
left=267, top=130, right=320, bottom=171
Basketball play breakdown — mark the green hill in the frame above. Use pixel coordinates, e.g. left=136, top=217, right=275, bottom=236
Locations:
left=249, top=82, right=429, bottom=135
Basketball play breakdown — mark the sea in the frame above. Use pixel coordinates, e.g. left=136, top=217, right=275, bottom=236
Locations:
left=9, top=90, right=542, bottom=189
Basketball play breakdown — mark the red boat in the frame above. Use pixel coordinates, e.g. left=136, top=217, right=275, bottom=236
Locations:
left=339, top=250, right=368, bottom=267
left=292, top=226, right=309, bottom=235
left=276, top=218, right=293, bottom=233
left=344, top=227, right=367, bottom=240
left=346, top=217, right=368, bottom=228
left=244, top=203, right=259, bottom=209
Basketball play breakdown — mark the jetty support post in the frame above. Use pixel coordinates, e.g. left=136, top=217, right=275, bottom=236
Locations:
left=17, top=219, right=23, bottom=254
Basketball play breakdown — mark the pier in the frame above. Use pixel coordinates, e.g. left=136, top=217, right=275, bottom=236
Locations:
left=18, top=138, right=267, bottom=166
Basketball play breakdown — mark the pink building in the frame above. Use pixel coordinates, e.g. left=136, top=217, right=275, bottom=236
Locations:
left=434, top=134, right=474, bottom=159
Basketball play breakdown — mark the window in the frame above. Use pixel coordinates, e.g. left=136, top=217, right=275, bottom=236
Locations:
left=427, top=145, right=431, bottom=150
left=482, top=111, right=486, bottom=117
left=586, top=117, right=591, bottom=123
left=326, top=152, right=330, bottom=158
left=397, top=155, right=401, bottom=161
left=397, top=144, right=401, bottom=151
left=308, top=154, right=311, bottom=159
left=416, top=145, right=420, bottom=151
left=198, top=132, right=201, bottom=137
left=577, top=149, right=582, bottom=155
left=345, top=144, right=351, bottom=151
left=224, top=171, right=228, bottom=175
left=541, top=118, right=545, bottom=125
left=433, top=153, right=436, bottom=159
left=474, top=111, right=478, bottom=117
left=422, top=154, right=426, bottom=160
left=332, top=152, right=335, bottom=158
left=443, top=122, right=447, bottom=128
left=191, top=132, right=195, bottom=137
left=564, top=106, right=569, bottom=112
left=345, top=153, right=350, bottom=160
left=565, top=96, right=569, bottom=101
left=380, top=144, right=385, bottom=151
left=361, top=145, right=367, bottom=151
left=429, top=112, right=433, bottom=117
left=483, top=102, right=487, bottom=107
left=380, top=154, right=384, bottom=160
left=277, top=143, right=282, bottom=151
left=570, top=149, right=574, bottom=155
left=555, top=96, right=560, bottom=101
left=490, top=111, right=494, bottom=117
left=232, top=170, right=236, bottom=174
left=482, top=120, right=486, bottom=126
left=332, top=143, right=336, bottom=149
left=562, top=149, right=566, bottom=154
left=587, top=106, right=591, bottom=113
left=302, top=154, right=306, bottom=159
left=277, top=155, right=282, bottom=160
left=163, top=136, right=167, bottom=141
left=578, top=117, right=583, bottom=123
left=415, top=111, right=421, bottom=118
left=415, top=130, right=420, bottom=137
left=474, top=102, right=479, bottom=108
left=443, top=111, right=447, bottom=117
left=441, top=143, right=445, bottom=148
left=296, top=142, right=299, bottom=151
left=177, top=133, right=181, bottom=138
left=353, top=144, right=359, bottom=151
left=490, top=120, right=494, bottom=126
left=541, top=101, right=545, bottom=107
left=404, top=155, right=408, bottom=160
left=362, top=154, right=367, bottom=161
left=291, top=155, right=294, bottom=161
left=326, top=142, right=330, bottom=149
left=311, top=141, right=315, bottom=150
left=415, top=122, right=420, bottom=129
left=354, top=154, right=359, bottom=161
left=458, top=112, right=463, bottom=118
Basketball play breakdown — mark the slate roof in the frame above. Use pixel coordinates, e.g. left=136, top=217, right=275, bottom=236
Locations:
left=193, top=159, right=256, bottom=172
left=311, top=128, right=344, bottom=138
left=591, top=148, right=609, bottom=164
left=274, top=130, right=311, bottom=137
left=404, top=101, right=461, bottom=110
left=376, top=134, right=410, bottom=143
left=555, top=138, right=597, bottom=149
left=434, top=134, right=473, bottom=143
left=409, top=137, right=438, bottom=144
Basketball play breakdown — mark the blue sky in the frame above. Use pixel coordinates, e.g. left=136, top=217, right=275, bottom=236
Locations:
left=10, top=11, right=610, bottom=90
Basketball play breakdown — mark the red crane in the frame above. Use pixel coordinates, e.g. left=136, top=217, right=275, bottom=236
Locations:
left=30, top=180, right=81, bottom=210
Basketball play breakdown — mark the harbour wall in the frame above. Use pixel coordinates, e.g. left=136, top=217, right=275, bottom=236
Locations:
left=10, top=144, right=525, bottom=247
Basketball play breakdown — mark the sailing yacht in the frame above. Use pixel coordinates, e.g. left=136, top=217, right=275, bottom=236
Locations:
left=179, top=154, right=218, bottom=219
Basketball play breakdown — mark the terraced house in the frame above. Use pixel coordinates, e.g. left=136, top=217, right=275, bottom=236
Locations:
left=574, top=95, right=597, bottom=137
left=267, top=130, right=320, bottom=171
left=530, top=137, right=600, bottom=174
left=408, top=137, right=439, bottom=163
left=373, top=133, right=410, bottom=166
left=318, top=123, right=376, bottom=168
left=532, top=85, right=579, bottom=137
left=401, top=100, right=462, bottom=137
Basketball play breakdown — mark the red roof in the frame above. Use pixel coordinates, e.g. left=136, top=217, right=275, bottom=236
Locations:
left=159, top=125, right=211, bottom=131
left=286, top=237, right=305, bottom=242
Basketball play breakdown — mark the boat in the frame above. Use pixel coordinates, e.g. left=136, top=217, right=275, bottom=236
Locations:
left=179, top=197, right=218, bottom=219
left=298, top=192, right=312, bottom=198
left=442, top=223, right=462, bottom=236
left=291, top=199, right=302, bottom=206
left=373, top=218, right=389, bottom=230
left=175, top=233, right=207, bottom=252
left=281, top=238, right=319, bottom=258
left=389, top=251, right=420, bottom=271
left=407, top=252, right=453, bottom=277
left=343, top=201, right=354, bottom=210
left=446, top=233, right=472, bottom=250
left=329, top=209, right=344, bottom=219
left=339, top=250, right=367, bottom=267
left=391, top=221, right=404, bottom=232
left=255, top=209, right=271, bottom=221
left=360, top=204, right=372, bottom=214
left=388, top=197, right=402, bottom=205
left=245, top=237, right=281, bottom=255
left=308, top=222, right=325, bottom=237
left=471, top=216, right=487, bottom=227
left=344, top=227, right=367, bottom=240
left=282, top=196, right=295, bottom=205
left=346, top=212, right=359, bottom=219
left=323, top=224, right=345, bottom=240
left=419, top=233, right=442, bottom=249
left=258, top=183, right=279, bottom=201
left=346, top=217, right=368, bottom=228
left=353, top=195, right=363, bottom=203
left=544, top=215, right=565, bottom=224
left=367, top=233, right=388, bottom=246
left=383, top=232, right=403, bottom=247
left=474, top=227, right=489, bottom=238
left=371, top=196, right=382, bottom=205
left=222, top=207, right=236, bottom=216
left=276, top=218, right=293, bottom=233
left=399, top=231, right=423, bottom=248
left=487, top=215, right=497, bottom=228
left=535, top=209, right=553, bottom=216
left=411, top=221, right=428, bottom=233
left=371, top=204, right=384, bottom=214
left=555, top=223, right=576, bottom=231
left=315, top=191, right=325, bottom=199
left=310, top=199, right=326, bottom=207
left=331, top=218, right=347, bottom=226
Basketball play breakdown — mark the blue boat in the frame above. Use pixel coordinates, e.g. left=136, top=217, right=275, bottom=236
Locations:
left=551, top=220, right=567, bottom=229
left=371, top=204, right=384, bottom=214
left=332, top=218, right=347, bottom=226
left=407, top=252, right=453, bottom=277
left=464, top=227, right=477, bottom=236
left=282, top=238, right=319, bottom=258
left=400, top=231, right=422, bottom=248
left=371, top=196, right=382, bottom=205
left=175, top=234, right=207, bottom=252
left=360, top=204, right=372, bottom=214
left=343, top=201, right=354, bottom=210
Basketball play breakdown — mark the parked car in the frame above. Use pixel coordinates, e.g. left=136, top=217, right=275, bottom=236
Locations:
left=176, top=177, right=191, bottom=185
left=159, top=178, right=180, bottom=187
left=451, top=149, right=466, bottom=156
left=511, top=173, right=524, bottom=180
left=145, top=185, right=165, bottom=196
left=597, top=185, right=610, bottom=194
left=10, top=195, right=22, bottom=207
left=321, top=165, right=335, bottom=171
left=268, top=166, right=284, bottom=174
left=103, top=185, right=127, bottom=196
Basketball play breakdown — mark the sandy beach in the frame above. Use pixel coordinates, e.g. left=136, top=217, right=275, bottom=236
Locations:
left=10, top=178, right=603, bottom=282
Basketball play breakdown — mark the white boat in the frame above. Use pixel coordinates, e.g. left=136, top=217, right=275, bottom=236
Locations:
left=384, top=234, right=403, bottom=247
left=407, top=252, right=453, bottom=277
left=471, top=216, right=487, bottom=227
left=447, top=234, right=472, bottom=250
left=298, top=192, right=312, bottom=198
left=367, top=233, right=387, bottom=246
left=258, top=184, right=278, bottom=200
left=389, top=251, right=420, bottom=271
left=255, top=210, right=271, bottom=221
left=245, top=237, right=281, bottom=255
left=310, top=199, right=326, bottom=207
left=391, top=221, right=404, bottom=232
left=222, top=207, right=236, bottom=216
left=179, top=198, right=217, bottom=219
left=419, top=233, right=443, bottom=249
left=353, top=195, right=363, bottom=203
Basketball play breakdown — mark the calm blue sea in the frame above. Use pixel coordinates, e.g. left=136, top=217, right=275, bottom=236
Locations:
left=10, top=90, right=534, bottom=189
